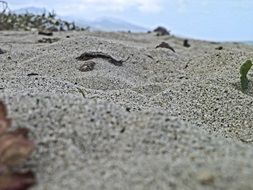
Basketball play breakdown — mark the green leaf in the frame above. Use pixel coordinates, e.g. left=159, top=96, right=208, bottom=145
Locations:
left=240, top=60, right=252, bottom=92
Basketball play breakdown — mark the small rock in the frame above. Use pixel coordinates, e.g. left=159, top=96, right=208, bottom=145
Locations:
left=215, top=46, right=223, bottom=50
left=120, top=127, right=126, bottom=133
left=183, top=39, right=191, bottom=47
left=79, top=61, right=96, bottom=72
left=153, top=26, right=170, bottom=36
left=197, top=171, right=215, bottom=185
left=156, top=42, right=175, bottom=52
left=0, top=48, right=6, bottom=54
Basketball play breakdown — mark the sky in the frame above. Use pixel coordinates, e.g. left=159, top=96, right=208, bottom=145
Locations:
left=5, top=0, right=253, bottom=41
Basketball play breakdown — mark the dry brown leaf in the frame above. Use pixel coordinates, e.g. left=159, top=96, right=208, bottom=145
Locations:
left=0, top=171, right=36, bottom=190
left=0, top=100, right=36, bottom=190
left=0, top=130, right=34, bottom=166
left=0, top=118, right=11, bottom=136
left=0, top=102, right=11, bottom=135
left=0, top=102, right=7, bottom=120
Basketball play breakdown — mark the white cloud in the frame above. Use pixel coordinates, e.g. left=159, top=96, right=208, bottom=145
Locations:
left=86, top=0, right=162, bottom=11
left=137, top=0, right=162, bottom=12
left=54, top=0, right=163, bottom=15
left=176, top=0, right=189, bottom=13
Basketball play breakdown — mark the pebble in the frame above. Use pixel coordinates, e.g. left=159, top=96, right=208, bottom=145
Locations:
left=79, top=61, right=96, bottom=72
left=197, top=171, right=215, bottom=185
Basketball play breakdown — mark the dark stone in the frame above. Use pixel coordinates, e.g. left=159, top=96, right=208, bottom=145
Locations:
left=153, top=26, right=170, bottom=36
left=38, top=30, right=53, bottom=36
left=215, top=46, right=223, bottom=50
left=156, top=42, right=175, bottom=52
left=27, top=73, right=39, bottom=77
left=183, top=39, right=191, bottom=47
left=0, top=48, right=6, bottom=54
left=120, top=127, right=126, bottom=133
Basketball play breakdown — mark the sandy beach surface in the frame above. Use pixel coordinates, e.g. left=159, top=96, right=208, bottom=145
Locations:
left=1, top=30, right=253, bottom=189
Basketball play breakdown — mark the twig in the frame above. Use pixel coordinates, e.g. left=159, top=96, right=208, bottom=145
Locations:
left=76, top=52, right=124, bottom=66
left=77, top=87, right=86, bottom=98
left=156, top=42, right=175, bottom=53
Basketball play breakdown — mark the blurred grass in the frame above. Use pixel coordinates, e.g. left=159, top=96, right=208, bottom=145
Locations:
left=0, top=1, right=85, bottom=31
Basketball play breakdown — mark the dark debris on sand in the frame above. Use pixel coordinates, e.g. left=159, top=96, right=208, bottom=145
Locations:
left=156, top=42, right=175, bottom=52
left=154, top=26, right=170, bottom=36
left=183, top=39, right=191, bottom=48
left=76, top=52, right=124, bottom=66
left=0, top=48, right=6, bottom=54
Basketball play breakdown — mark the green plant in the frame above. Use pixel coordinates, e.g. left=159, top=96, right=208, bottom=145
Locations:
left=240, top=60, right=253, bottom=92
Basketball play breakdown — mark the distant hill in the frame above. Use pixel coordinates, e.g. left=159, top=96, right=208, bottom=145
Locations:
left=71, top=17, right=148, bottom=32
left=13, top=7, right=148, bottom=33
left=244, top=41, right=253, bottom=46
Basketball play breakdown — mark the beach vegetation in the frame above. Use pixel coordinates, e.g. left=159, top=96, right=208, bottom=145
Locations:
left=0, top=1, right=83, bottom=31
left=240, top=60, right=252, bottom=92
